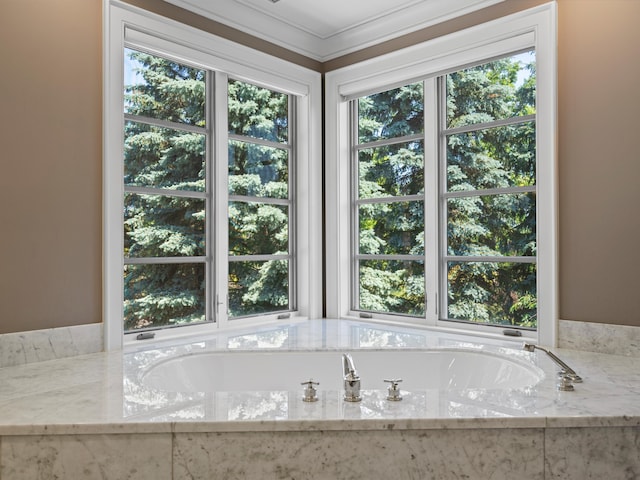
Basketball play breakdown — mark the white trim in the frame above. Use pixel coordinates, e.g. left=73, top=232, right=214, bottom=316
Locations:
left=123, top=27, right=310, bottom=97
left=103, top=0, right=125, bottom=351
left=325, top=3, right=557, bottom=346
left=163, top=0, right=505, bottom=62
left=337, top=31, right=536, bottom=100
left=104, top=0, right=322, bottom=350
left=533, top=3, right=558, bottom=347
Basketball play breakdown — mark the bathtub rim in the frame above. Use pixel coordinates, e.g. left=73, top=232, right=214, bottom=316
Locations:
left=135, top=344, right=546, bottom=396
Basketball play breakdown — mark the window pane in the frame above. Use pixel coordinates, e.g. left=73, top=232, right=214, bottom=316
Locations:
left=358, top=82, right=423, bottom=143
left=228, top=80, right=288, bottom=143
left=229, top=202, right=288, bottom=255
left=447, top=261, right=536, bottom=328
left=124, top=193, right=205, bottom=257
left=358, top=141, right=424, bottom=199
left=358, top=260, right=425, bottom=316
left=228, top=140, right=288, bottom=198
left=124, top=121, right=205, bottom=191
left=447, top=122, right=535, bottom=192
left=229, top=260, right=289, bottom=317
left=124, top=263, right=206, bottom=332
left=124, top=48, right=205, bottom=126
left=359, top=201, right=424, bottom=255
left=447, top=193, right=536, bottom=257
left=446, top=50, right=535, bottom=129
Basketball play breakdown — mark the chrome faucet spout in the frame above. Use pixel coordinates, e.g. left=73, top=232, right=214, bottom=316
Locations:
left=342, top=353, right=357, bottom=379
left=342, top=353, right=362, bottom=402
left=523, top=343, right=582, bottom=383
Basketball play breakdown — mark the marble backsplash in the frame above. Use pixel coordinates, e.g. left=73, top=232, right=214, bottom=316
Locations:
left=558, top=319, right=640, bottom=356
left=0, top=323, right=103, bottom=368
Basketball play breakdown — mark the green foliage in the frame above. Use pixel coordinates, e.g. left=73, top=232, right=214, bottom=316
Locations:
left=228, top=80, right=288, bottom=142
left=358, top=83, right=424, bottom=142
left=359, top=261, right=425, bottom=316
left=124, top=263, right=205, bottom=331
left=229, top=260, right=289, bottom=317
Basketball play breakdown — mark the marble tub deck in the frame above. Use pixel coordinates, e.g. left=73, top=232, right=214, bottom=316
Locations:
left=0, top=319, right=639, bottom=479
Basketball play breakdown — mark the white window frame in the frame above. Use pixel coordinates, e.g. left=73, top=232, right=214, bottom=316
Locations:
left=325, top=3, right=557, bottom=346
left=103, top=0, right=323, bottom=350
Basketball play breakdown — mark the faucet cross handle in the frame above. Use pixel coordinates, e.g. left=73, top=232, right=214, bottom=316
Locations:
left=384, top=379, right=403, bottom=401
left=301, top=379, right=320, bottom=402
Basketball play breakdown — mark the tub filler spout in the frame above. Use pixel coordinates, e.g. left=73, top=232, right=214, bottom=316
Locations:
left=342, top=353, right=362, bottom=402
left=523, top=343, right=582, bottom=383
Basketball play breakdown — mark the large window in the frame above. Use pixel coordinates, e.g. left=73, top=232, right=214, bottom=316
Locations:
left=351, top=52, right=536, bottom=329
left=326, top=5, right=557, bottom=343
left=105, top=5, right=322, bottom=348
left=123, top=50, right=295, bottom=333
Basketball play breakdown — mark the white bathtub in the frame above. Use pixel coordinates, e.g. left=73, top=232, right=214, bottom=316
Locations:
left=141, top=348, right=544, bottom=393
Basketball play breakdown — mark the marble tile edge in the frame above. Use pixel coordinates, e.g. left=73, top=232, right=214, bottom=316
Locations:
left=0, top=323, right=104, bottom=368
left=4, top=416, right=635, bottom=437
left=0, top=422, right=172, bottom=437
left=544, top=415, right=640, bottom=429
left=169, top=417, right=547, bottom=433
left=558, top=319, right=640, bottom=357
left=0, top=418, right=547, bottom=437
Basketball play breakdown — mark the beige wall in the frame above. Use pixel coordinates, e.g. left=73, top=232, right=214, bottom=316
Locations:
left=0, top=0, right=102, bottom=334
left=556, top=0, right=640, bottom=325
left=0, top=0, right=638, bottom=334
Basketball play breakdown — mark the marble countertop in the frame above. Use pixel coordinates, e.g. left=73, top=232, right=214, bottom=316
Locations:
left=1, top=319, right=639, bottom=436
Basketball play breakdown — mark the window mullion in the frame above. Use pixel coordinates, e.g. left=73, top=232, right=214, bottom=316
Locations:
left=444, top=255, right=536, bottom=263
left=124, top=256, right=206, bottom=265
left=442, top=113, right=536, bottom=136
left=354, top=194, right=424, bottom=205
left=288, top=93, right=297, bottom=313
left=124, top=113, right=206, bottom=135
left=443, top=185, right=536, bottom=199
left=124, top=186, right=207, bottom=199
left=228, top=195, right=290, bottom=206
left=228, top=132, right=291, bottom=151
left=424, top=77, right=439, bottom=324
left=355, top=133, right=424, bottom=151
left=437, top=75, right=449, bottom=323
left=349, top=100, right=360, bottom=313
left=204, top=69, right=215, bottom=325
left=213, top=71, right=230, bottom=326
